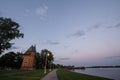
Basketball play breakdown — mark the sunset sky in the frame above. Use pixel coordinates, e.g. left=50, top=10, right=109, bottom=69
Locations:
left=0, top=0, right=120, bottom=66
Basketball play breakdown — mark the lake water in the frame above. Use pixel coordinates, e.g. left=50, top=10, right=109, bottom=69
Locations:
left=73, top=68, right=120, bottom=80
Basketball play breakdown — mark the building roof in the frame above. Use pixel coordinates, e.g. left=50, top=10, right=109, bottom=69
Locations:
left=24, top=45, right=36, bottom=55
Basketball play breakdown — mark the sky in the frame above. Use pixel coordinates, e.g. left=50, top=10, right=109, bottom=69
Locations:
left=0, top=0, right=120, bottom=66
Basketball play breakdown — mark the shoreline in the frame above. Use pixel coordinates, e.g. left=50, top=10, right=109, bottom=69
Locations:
left=57, top=69, right=113, bottom=80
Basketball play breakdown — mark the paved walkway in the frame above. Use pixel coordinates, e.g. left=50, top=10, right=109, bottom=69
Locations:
left=41, top=69, right=58, bottom=80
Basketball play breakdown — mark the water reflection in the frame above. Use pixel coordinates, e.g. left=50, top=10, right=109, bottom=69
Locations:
left=73, top=68, right=120, bottom=80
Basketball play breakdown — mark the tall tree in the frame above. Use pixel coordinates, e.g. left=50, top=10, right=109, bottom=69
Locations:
left=0, top=51, right=23, bottom=69
left=36, top=49, right=54, bottom=69
left=0, top=17, right=24, bottom=54
left=36, top=52, right=42, bottom=69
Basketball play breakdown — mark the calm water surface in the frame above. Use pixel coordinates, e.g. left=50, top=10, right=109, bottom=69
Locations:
left=73, top=68, right=120, bottom=80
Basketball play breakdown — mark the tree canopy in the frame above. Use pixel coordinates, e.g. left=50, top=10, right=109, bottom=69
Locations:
left=0, top=49, right=55, bottom=69
left=0, top=51, right=23, bottom=69
left=36, top=49, right=54, bottom=69
left=0, top=17, right=24, bottom=54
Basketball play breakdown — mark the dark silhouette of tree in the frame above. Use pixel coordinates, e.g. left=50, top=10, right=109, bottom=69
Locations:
left=0, top=17, right=24, bottom=54
left=0, top=51, right=23, bottom=69
left=36, top=52, right=42, bottom=69
left=15, top=52, right=23, bottom=69
left=42, top=49, right=54, bottom=68
left=36, top=49, right=54, bottom=69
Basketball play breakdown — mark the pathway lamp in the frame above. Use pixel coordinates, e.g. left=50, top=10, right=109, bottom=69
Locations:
left=49, top=60, right=53, bottom=71
left=44, top=53, right=50, bottom=74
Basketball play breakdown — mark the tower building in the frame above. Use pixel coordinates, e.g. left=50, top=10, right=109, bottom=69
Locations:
left=21, top=45, right=36, bottom=70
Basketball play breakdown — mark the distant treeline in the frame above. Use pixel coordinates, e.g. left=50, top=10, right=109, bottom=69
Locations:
left=86, top=66, right=120, bottom=68
left=55, top=65, right=120, bottom=70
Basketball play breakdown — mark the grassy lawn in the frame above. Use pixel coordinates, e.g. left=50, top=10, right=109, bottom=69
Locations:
left=57, top=69, right=113, bottom=80
left=0, top=69, right=49, bottom=80
left=0, top=69, right=24, bottom=74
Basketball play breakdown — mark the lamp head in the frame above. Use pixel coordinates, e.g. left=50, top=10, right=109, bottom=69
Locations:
left=47, top=53, right=50, bottom=56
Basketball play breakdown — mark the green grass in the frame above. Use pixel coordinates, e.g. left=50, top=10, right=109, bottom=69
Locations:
left=0, top=69, right=24, bottom=74
left=0, top=69, right=49, bottom=80
left=57, top=69, right=113, bottom=80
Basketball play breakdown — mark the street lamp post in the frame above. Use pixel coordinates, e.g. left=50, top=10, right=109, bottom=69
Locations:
left=49, top=60, right=53, bottom=71
left=44, top=52, right=50, bottom=74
